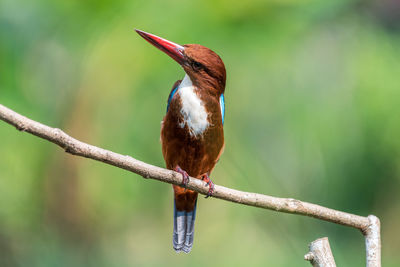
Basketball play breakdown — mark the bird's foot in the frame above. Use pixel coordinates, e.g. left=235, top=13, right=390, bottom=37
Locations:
left=175, top=166, right=189, bottom=187
left=201, top=173, right=214, bottom=198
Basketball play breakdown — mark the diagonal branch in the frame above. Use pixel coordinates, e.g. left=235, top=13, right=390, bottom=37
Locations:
left=0, top=104, right=381, bottom=266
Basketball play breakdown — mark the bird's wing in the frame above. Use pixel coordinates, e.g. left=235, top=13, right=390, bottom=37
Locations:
left=161, top=80, right=182, bottom=152
left=166, top=80, right=182, bottom=113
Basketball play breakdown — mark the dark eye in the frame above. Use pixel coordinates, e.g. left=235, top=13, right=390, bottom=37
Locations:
left=192, top=61, right=203, bottom=71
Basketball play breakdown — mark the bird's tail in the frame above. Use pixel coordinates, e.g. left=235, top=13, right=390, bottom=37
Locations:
left=173, top=199, right=197, bottom=253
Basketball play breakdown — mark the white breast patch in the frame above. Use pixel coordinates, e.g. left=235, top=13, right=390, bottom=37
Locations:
left=178, top=74, right=209, bottom=137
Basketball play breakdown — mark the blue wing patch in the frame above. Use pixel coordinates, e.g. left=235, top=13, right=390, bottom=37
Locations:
left=220, top=94, right=225, bottom=125
left=167, top=85, right=179, bottom=113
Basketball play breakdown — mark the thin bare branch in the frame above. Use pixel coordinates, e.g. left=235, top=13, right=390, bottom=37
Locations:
left=365, top=215, right=381, bottom=267
left=304, top=237, right=336, bottom=267
left=0, top=104, right=381, bottom=266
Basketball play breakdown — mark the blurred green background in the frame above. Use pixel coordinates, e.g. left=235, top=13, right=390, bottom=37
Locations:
left=1, top=0, right=400, bottom=266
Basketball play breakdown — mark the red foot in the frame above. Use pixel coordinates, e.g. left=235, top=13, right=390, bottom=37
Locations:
left=201, top=173, right=214, bottom=198
left=175, top=166, right=189, bottom=187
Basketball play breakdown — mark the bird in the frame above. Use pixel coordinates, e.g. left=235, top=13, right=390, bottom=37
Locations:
left=135, top=29, right=226, bottom=253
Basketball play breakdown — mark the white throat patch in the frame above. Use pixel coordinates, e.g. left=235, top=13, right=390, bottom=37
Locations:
left=178, top=74, right=209, bottom=137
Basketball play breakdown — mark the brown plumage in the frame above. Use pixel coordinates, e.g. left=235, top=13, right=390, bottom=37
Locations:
left=162, top=44, right=225, bottom=212
left=136, top=30, right=226, bottom=253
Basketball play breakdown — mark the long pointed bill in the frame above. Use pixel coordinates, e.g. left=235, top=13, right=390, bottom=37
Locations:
left=135, top=29, right=185, bottom=65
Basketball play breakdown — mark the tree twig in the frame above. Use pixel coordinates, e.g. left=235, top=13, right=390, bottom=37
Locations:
left=365, top=215, right=381, bottom=267
left=0, top=104, right=381, bottom=266
left=304, top=237, right=336, bottom=267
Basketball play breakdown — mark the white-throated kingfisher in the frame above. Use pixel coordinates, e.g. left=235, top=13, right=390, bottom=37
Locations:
left=135, top=29, right=226, bottom=253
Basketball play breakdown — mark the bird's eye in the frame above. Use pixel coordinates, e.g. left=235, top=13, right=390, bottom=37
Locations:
left=192, top=61, right=203, bottom=71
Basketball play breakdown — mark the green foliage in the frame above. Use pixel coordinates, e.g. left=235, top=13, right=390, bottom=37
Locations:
left=1, top=0, right=399, bottom=266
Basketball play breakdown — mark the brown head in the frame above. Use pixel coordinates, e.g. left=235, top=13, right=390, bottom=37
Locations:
left=135, top=29, right=226, bottom=96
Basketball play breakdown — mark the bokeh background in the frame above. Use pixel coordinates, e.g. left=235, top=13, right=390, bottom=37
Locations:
left=1, top=0, right=400, bottom=266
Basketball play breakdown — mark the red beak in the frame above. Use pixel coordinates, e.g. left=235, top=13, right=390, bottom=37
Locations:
left=135, top=29, right=185, bottom=65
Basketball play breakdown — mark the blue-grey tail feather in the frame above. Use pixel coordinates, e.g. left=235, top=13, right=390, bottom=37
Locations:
left=173, top=199, right=197, bottom=253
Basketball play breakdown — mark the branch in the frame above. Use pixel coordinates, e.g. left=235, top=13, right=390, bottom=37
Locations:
left=304, top=237, right=336, bottom=267
left=365, top=215, right=381, bottom=267
left=0, top=104, right=381, bottom=266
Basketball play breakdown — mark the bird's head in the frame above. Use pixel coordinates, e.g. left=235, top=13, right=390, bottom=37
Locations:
left=135, top=29, right=226, bottom=95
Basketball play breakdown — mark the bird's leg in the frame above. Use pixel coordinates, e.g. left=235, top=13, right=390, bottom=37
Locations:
left=201, top=173, right=214, bottom=198
left=174, top=165, right=189, bottom=188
